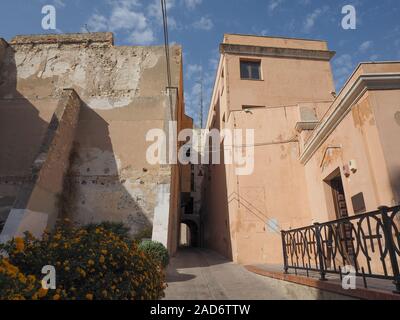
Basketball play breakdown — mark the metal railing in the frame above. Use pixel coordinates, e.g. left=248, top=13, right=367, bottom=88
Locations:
left=281, top=206, right=400, bottom=293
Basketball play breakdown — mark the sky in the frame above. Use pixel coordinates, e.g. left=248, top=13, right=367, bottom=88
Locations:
left=1, top=0, right=399, bottom=126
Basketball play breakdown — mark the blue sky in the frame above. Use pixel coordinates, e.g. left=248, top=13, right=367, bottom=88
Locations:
left=1, top=0, right=399, bottom=126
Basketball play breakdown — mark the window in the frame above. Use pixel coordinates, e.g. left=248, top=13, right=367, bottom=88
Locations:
left=240, top=60, right=261, bottom=80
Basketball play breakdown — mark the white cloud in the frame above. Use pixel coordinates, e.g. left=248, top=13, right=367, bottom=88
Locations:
left=130, top=29, right=155, bottom=45
left=260, top=29, right=270, bottom=36
left=108, top=0, right=142, bottom=8
left=183, top=0, right=202, bottom=10
left=193, top=16, right=214, bottom=31
left=333, top=54, right=355, bottom=90
left=147, top=0, right=176, bottom=20
left=84, top=0, right=164, bottom=45
left=358, top=40, right=373, bottom=53
left=184, top=82, right=201, bottom=120
left=147, top=0, right=179, bottom=30
left=209, top=58, right=218, bottom=71
left=53, top=0, right=65, bottom=8
left=186, top=64, right=203, bottom=79
left=268, top=0, right=284, bottom=13
left=303, top=6, right=329, bottom=33
left=184, top=54, right=216, bottom=125
left=85, top=13, right=108, bottom=32
left=109, top=6, right=148, bottom=31
left=369, top=54, right=379, bottom=61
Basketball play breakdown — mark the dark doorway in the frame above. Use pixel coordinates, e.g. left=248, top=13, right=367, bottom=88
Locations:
left=179, top=220, right=199, bottom=248
left=326, top=172, right=356, bottom=267
left=330, top=175, right=349, bottom=219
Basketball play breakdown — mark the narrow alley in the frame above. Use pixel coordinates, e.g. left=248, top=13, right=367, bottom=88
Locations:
left=164, top=248, right=352, bottom=300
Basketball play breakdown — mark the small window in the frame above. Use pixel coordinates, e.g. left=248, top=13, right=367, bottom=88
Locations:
left=351, top=192, right=366, bottom=214
left=240, top=60, right=261, bottom=80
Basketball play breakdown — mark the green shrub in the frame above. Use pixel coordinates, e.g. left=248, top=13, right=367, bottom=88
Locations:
left=138, top=240, right=169, bottom=269
left=0, top=222, right=166, bottom=300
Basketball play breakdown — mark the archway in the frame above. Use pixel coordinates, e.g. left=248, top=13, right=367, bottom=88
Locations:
left=179, top=220, right=199, bottom=248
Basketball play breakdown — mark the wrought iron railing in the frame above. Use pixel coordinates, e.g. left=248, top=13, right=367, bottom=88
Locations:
left=281, top=206, right=400, bottom=293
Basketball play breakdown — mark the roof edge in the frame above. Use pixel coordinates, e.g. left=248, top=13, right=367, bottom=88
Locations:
left=10, top=32, right=114, bottom=46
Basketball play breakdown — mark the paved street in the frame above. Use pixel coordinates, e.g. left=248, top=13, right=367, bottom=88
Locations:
left=164, top=248, right=351, bottom=300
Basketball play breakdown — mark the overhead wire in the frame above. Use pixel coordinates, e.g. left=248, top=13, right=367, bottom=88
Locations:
left=160, top=0, right=174, bottom=120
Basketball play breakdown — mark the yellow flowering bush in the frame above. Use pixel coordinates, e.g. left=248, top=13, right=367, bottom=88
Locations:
left=0, top=222, right=166, bottom=300
left=0, top=258, right=43, bottom=300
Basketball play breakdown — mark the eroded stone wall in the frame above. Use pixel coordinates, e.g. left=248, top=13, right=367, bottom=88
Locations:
left=0, top=33, right=184, bottom=244
left=1, top=89, right=81, bottom=241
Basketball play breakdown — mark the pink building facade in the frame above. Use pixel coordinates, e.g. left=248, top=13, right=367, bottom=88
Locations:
left=203, top=34, right=400, bottom=266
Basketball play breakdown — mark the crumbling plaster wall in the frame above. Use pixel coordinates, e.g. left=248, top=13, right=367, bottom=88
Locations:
left=0, top=89, right=81, bottom=241
left=0, top=33, right=183, bottom=239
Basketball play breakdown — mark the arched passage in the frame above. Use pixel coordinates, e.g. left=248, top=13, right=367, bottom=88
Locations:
left=179, top=220, right=199, bottom=248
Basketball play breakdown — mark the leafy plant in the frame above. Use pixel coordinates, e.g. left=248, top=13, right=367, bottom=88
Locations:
left=138, top=240, right=169, bottom=269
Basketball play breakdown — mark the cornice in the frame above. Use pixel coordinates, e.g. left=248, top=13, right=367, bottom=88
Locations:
left=220, top=43, right=335, bottom=61
left=300, top=73, right=400, bottom=165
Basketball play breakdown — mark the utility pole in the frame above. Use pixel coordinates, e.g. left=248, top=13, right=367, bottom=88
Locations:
left=199, top=68, right=204, bottom=129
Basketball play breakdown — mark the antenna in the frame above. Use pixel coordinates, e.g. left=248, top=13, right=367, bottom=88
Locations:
left=84, top=24, right=90, bottom=33
left=199, top=67, right=204, bottom=129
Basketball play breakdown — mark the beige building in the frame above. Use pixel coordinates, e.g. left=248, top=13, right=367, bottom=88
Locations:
left=0, top=33, right=192, bottom=255
left=203, top=33, right=400, bottom=265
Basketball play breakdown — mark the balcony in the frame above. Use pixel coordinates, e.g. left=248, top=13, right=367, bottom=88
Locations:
left=281, top=206, right=400, bottom=294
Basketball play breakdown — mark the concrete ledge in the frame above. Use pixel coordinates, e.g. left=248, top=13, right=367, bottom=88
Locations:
left=10, top=32, right=114, bottom=46
left=220, top=43, right=335, bottom=61
left=295, top=121, right=319, bottom=132
left=245, top=265, right=400, bottom=300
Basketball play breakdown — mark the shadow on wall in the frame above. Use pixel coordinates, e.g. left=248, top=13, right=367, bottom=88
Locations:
left=64, top=102, right=152, bottom=237
left=0, top=44, right=151, bottom=238
left=202, top=130, right=233, bottom=260
left=392, top=170, right=400, bottom=207
left=0, top=44, right=50, bottom=231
